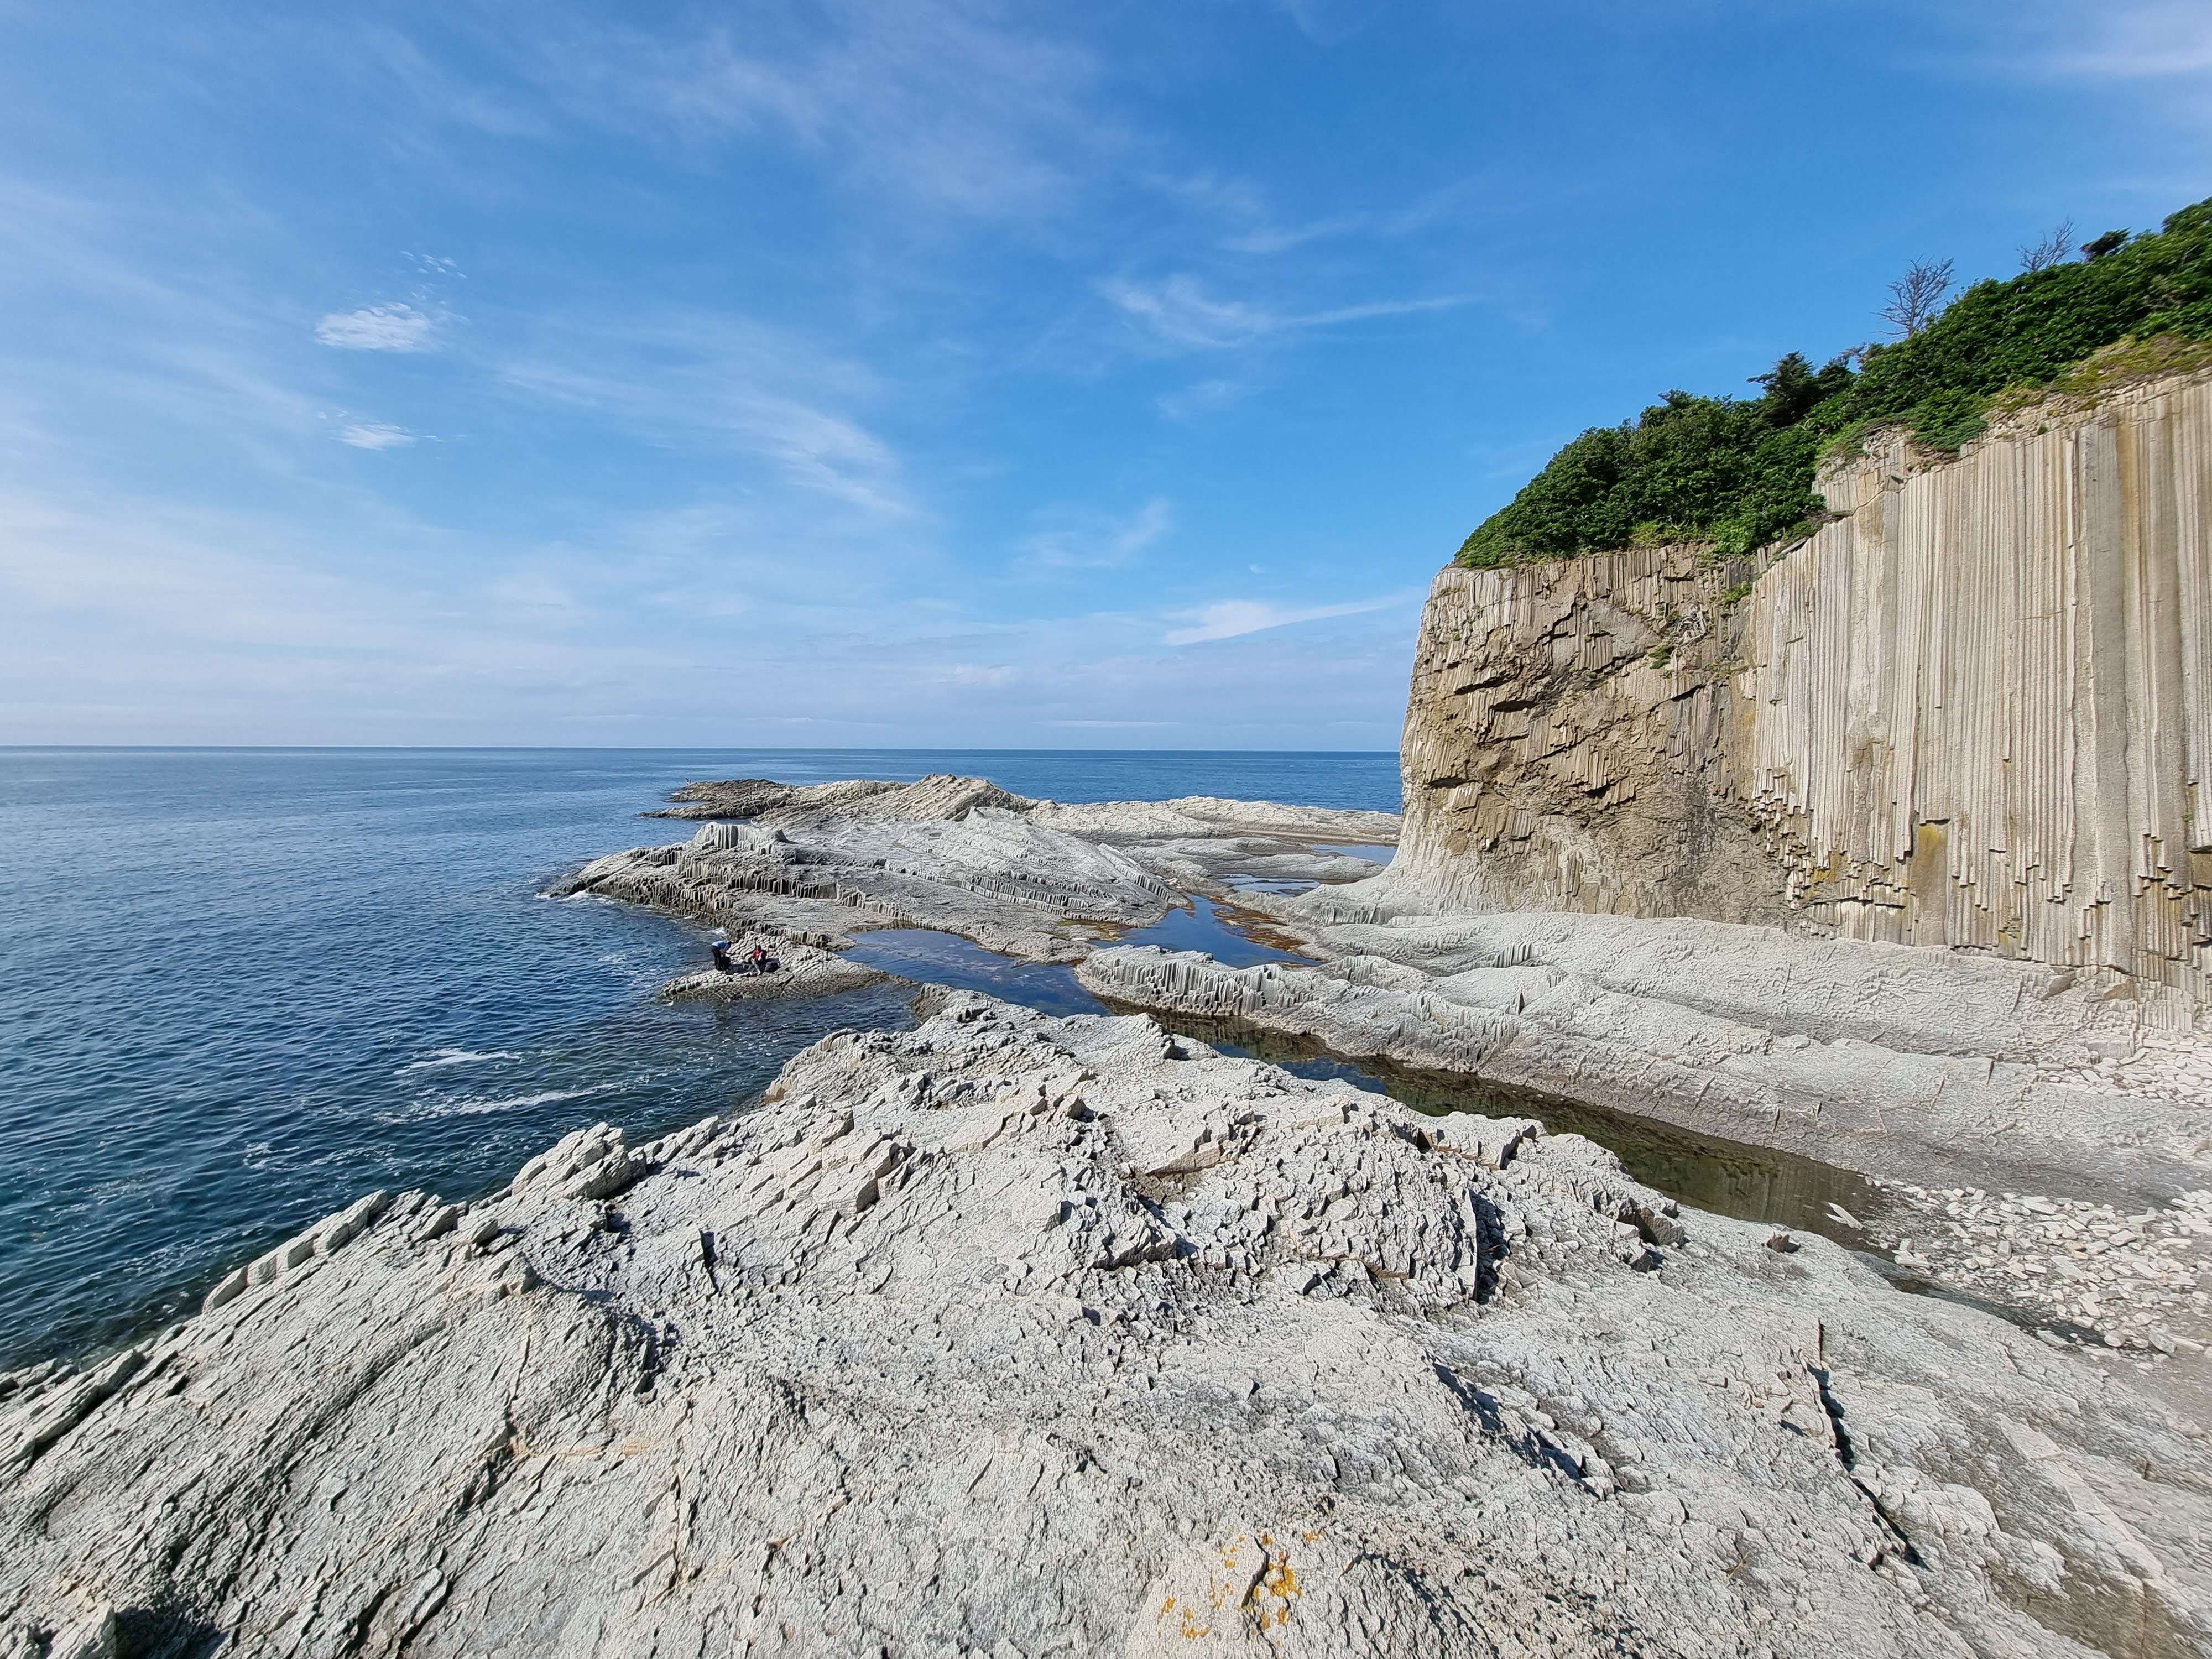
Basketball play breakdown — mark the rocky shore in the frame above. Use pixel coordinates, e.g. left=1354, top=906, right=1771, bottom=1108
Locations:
left=7, top=993, right=2207, bottom=1656
left=551, top=775, right=2212, bottom=1380
left=558, top=777, right=1394, bottom=965
left=1861, top=1184, right=2212, bottom=1359
left=656, top=934, right=891, bottom=1003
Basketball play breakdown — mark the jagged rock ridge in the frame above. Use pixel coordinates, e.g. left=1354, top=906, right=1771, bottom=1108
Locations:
left=5, top=994, right=2206, bottom=1656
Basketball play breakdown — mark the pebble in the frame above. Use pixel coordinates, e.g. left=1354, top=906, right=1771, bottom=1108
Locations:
left=1865, top=1182, right=2212, bottom=1354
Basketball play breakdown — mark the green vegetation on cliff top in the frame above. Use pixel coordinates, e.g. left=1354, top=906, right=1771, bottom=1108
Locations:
left=1456, top=196, right=2212, bottom=568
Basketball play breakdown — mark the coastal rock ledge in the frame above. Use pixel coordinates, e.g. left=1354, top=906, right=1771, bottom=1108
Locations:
left=4, top=995, right=2207, bottom=1657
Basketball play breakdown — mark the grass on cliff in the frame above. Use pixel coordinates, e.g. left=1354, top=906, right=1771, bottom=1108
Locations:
left=1456, top=196, right=2212, bottom=568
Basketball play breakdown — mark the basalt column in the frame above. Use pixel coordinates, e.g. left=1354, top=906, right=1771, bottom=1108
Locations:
left=1397, top=368, right=2212, bottom=1003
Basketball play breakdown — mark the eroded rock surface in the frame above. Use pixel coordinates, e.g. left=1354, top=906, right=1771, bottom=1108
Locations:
left=1079, top=917, right=2212, bottom=1205
left=560, top=775, right=2212, bottom=1365
left=4, top=995, right=2207, bottom=1657
left=559, top=780, right=1396, bottom=963
left=657, top=933, right=894, bottom=1003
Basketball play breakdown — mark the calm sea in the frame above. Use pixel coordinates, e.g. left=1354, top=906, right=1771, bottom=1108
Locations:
left=0, top=748, right=1400, bottom=1368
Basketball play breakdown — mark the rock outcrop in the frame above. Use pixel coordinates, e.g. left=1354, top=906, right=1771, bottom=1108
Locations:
left=562, top=777, right=2212, bottom=1335
left=1077, top=933, right=2212, bottom=1206
left=7, top=994, right=2208, bottom=1657
left=1397, top=368, right=2212, bottom=1010
left=656, top=931, right=892, bottom=1003
left=560, top=782, right=1396, bottom=963
left=651, top=773, right=1034, bottom=825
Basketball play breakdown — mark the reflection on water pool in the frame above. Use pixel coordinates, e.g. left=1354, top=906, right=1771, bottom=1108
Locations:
left=841, top=930, right=1104, bottom=1016
left=1161, top=1015, right=1889, bottom=1248
left=1311, top=842, right=1395, bottom=864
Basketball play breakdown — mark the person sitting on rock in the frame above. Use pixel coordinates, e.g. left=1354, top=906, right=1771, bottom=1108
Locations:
left=748, top=943, right=769, bottom=974
left=710, top=940, right=735, bottom=973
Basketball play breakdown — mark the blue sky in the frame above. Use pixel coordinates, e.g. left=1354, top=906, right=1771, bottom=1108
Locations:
left=2, top=1, right=2207, bottom=748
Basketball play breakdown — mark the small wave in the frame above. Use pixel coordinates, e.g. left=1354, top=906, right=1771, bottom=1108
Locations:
left=379, top=1082, right=620, bottom=1124
left=396, top=1048, right=523, bottom=1075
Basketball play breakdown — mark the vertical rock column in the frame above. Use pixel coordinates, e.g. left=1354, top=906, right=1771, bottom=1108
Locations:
left=1396, top=367, right=2212, bottom=1005
left=1741, top=372, right=2212, bottom=997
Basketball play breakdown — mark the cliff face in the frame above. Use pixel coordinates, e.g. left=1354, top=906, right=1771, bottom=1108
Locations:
left=1400, top=368, right=2212, bottom=1003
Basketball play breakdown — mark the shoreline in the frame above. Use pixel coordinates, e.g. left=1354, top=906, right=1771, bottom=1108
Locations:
left=560, top=773, right=2212, bottom=1384
left=7, top=770, right=2210, bottom=1650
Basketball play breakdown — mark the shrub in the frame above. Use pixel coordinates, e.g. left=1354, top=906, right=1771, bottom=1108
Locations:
left=1457, top=196, right=2212, bottom=568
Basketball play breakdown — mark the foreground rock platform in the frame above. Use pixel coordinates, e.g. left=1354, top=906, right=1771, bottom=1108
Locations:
left=4, top=994, right=2206, bottom=1657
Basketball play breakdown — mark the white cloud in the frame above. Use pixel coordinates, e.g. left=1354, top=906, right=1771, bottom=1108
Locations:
left=2023, top=2, right=2212, bottom=78
left=931, top=662, right=1020, bottom=687
left=0, top=478, right=1420, bottom=745
left=1104, top=275, right=1471, bottom=352
left=338, top=421, right=414, bottom=450
left=315, top=303, right=437, bottom=352
left=530, top=2, right=1108, bottom=221
left=1162, top=591, right=1418, bottom=646
left=1021, top=498, right=1172, bottom=569
left=495, top=312, right=909, bottom=518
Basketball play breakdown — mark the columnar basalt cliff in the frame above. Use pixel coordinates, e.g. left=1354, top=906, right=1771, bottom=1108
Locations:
left=1397, top=368, right=2212, bottom=1005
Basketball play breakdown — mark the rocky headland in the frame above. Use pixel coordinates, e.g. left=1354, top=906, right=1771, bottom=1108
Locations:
left=556, top=778, right=1395, bottom=966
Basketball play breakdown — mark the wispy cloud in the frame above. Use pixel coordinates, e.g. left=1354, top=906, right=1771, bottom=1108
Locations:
left=2020, top=1, right=2212, bottom=78
left=529, top=1, right=1111, bottom=220
left=1219, top=214, right=1368, bottom=256
left=1271, top=0, right=1377, bottom=48
left=1162, top=591, right=1417, bottom=645
left=1104, top=275, right=1471, bottom=351
left=345, top=23, right=552, bottom=139
left=497, top=314, right=909, bottom=516
left=337, top=421, right=415, bottom=450
left=315, top=303, right=439, bottom=352
left=1219, top=192, right=1460, bottom=257
left=1155, top=378, right=1249, bottom=420
left=1021, top=498, right=1172, bottom=569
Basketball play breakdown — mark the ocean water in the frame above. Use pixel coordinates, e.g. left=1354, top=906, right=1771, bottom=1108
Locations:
left=0, top=748, right=1400, bottom=1369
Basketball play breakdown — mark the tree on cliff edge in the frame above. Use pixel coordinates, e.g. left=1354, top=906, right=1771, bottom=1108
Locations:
left=1880, top=258, right=1956, bottom=337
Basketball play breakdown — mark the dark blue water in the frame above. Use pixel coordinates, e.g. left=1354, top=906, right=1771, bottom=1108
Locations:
left=0, top=748, right=1399, bottom=1368
left=1118, top=896, right=1312, bottom=967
